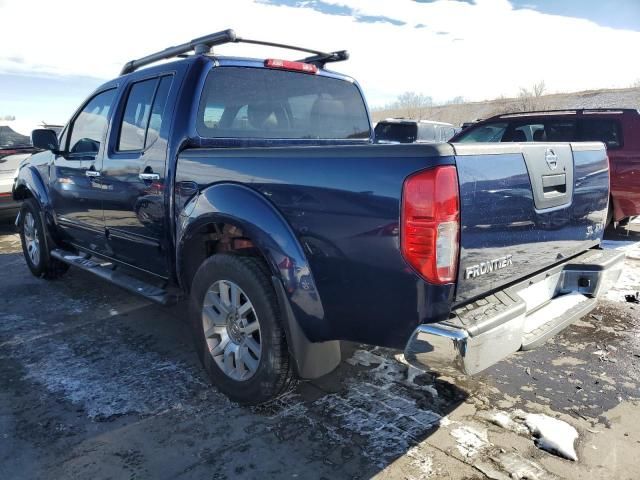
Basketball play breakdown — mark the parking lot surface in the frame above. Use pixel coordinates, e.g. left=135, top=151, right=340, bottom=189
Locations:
left=1, top=219, right=639, bottom=480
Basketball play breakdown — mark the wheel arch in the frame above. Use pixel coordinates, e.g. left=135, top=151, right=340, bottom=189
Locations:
left=176, top=183, right=340, bottom=379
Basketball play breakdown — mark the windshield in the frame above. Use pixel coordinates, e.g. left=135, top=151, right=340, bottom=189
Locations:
left=0, top=125, right=31, bottom=148
left=197, top=67, right=371, bottom=140
left=374, top=122, right=418, bottom=143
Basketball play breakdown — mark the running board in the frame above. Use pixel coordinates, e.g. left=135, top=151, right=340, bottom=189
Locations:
left=50, top=249, right=176, bottom=305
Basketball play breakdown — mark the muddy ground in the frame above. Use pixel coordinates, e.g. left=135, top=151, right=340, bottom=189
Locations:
left=1, top=219, right=639, bottom=480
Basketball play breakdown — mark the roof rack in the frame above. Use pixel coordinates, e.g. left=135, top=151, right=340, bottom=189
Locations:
left=119, top=29, right=349, bottom=76
left=495, top=108, right=638, bottom=118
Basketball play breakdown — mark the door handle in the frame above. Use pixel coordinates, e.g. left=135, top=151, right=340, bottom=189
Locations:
left=139, top=173, right=160, bottom=181
left=85, top=170, right=101, bottom=177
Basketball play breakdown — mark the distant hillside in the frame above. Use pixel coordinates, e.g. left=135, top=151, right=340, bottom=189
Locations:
left=371, top=87, right=640, bottom=127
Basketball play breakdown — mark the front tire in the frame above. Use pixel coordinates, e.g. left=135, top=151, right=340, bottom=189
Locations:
left=189, top=254, right=295, bottom=404
left=18, top=199, right=68, bottom=279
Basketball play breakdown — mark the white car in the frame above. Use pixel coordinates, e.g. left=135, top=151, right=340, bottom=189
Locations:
left=0, top=124, right=63, bottom=221
left=0, top=126, right=36, bottom=221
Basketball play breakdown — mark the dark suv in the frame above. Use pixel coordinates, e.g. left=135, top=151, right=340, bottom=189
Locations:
left=451, top=109, right=640, bottom=224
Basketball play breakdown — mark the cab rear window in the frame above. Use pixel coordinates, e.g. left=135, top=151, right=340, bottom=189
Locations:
left=197, top=67, right=370, bottom=140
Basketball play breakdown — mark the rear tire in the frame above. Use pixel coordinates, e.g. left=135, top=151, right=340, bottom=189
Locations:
left=18, top=199, right=69, bottom=279
left=189, top=254, right=295, bottom=405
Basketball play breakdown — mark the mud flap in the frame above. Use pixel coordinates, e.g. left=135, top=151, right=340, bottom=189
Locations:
left=272, top=277, right=341, bottom=379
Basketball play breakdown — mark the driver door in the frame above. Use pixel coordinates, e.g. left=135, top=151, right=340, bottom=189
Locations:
left=51, top=88, right=117, bottom=251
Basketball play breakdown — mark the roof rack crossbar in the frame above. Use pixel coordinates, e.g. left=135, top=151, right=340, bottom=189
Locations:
left=120, top=29, right=349, bottom=75
left=120, top=29, right=237, bottom=75
left=297, top=50, right=349, bottom=67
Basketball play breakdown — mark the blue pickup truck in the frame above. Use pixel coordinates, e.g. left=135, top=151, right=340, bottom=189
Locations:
left=14, top=30, right=624, bottom=404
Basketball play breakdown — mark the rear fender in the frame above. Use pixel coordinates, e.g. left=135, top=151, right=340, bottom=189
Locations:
left=176, top=183, right=340, bottom=379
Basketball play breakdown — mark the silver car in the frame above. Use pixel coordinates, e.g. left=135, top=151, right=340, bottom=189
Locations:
left=0, top=126, right=36, bottom=221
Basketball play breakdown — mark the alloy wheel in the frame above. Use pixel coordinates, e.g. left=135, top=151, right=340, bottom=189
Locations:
left=202, top=279, right=262, bottom=381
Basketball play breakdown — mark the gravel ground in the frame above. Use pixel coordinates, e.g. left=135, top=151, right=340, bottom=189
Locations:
left=1, top=219, right=639, bottom=480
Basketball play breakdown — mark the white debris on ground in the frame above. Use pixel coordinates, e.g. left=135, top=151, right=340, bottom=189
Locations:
left=602, top=237, right=640, bottom=303
left=450, top=425, right=489, bottom=457
left=406, top=446, right=434, bottom=478
left=524, top=413, right=579, bottom=461
left=488, top=410, right=516, bottom=430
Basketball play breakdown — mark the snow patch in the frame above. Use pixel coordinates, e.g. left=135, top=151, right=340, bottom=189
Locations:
left=406, top=445, right=434, bottom=478
left=488, top=411, right=514, bottom=430
left=346, top=349, right=385, bottom=367
left=450, top=425, right=489, bottom=457
left=601, top=239, right=640, bottom=303
left=524, top=413, right=579, bottom=461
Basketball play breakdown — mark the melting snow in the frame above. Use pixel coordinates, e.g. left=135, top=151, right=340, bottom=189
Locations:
left=602, top=239, right=640, bottom=303
left=524, top=413, right=579, bottom=461
left=450, top=425, right=489, bottom=457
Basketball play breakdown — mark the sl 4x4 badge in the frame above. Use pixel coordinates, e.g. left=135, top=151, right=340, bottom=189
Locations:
left=464, top=255, right=513, bottom=279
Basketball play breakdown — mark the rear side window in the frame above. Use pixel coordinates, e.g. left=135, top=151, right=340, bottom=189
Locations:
left=118, top=76, right=173, bottom=151
left=375, top=122, right=418, bottom=143
left=580, top=118, right=622, bottom=149
left=197, top=67, right=370, bottom=140
left=502, top=119, right=577, bottom=142
left=455, top=122, right=508, bottom=142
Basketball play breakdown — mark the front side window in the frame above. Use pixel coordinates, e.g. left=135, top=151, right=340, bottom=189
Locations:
left=68, top=89, right=116, bottom=156
left=580, top=118, right=622, bottom=149
left=197, top=67, right=370, bottom=140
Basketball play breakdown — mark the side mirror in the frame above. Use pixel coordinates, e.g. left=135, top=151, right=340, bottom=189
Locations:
left=31, top=129, right=60, bottom=152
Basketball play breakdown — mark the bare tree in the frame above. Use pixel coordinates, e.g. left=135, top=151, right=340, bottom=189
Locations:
left=387, top=91, right=433, bottom=119
left=532, top=80, right=546, bottom=97
left=516, top=81, right=547, bottom=112
left=446, top=96, right=465, bottom=105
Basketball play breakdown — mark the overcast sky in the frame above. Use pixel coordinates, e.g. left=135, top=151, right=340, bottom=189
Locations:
left=1, top=0, right=639, bottom=133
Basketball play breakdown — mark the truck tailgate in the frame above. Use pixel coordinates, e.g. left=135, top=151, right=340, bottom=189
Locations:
left=453, top=142, right=609, bottom=303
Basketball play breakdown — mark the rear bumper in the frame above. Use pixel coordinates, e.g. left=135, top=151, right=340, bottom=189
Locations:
left=404, top=248, right=625, bottom=375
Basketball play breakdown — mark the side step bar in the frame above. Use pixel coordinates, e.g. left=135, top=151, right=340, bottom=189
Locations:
left=405, top=248, right=625, bottom=376
left=50, top=249, right=176, bottom=305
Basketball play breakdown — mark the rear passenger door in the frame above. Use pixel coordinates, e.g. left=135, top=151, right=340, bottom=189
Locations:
left=100, top=74, right=174, bottom=276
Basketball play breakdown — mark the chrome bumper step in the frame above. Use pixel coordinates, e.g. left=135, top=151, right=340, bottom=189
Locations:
left=405, top=248, right=625, bottom=376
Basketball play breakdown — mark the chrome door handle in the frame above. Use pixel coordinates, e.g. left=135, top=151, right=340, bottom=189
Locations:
left=85, top=170, right=101, bottom=177
left=139, top=173, right=160, bottom=181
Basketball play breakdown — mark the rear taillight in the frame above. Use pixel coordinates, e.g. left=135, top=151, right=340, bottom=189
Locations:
left=401, top=165, right=460, bottom=284
left=264, top=58, right=318, bottom=74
